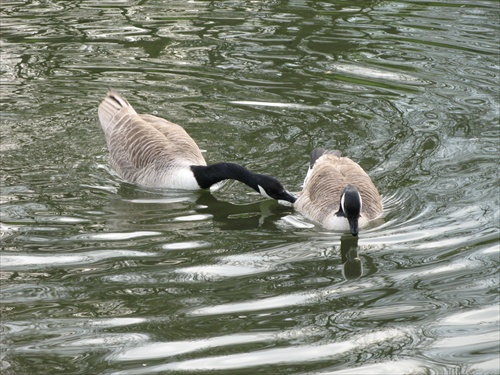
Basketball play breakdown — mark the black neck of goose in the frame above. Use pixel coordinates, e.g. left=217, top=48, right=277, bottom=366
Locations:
left=191, top=163, right=258, bottom=190
left=191, top=163, right=296, bottom=203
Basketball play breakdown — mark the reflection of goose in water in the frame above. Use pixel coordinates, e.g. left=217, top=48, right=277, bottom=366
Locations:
left=195, top=192, right=292, bottom=230
left=110, top=184, right=292, bottom=231
left=340, top=235, right=362, bottom=280
left=295, top=148, right=383, bottom=236
left=98, top=90, right=296, bottom=203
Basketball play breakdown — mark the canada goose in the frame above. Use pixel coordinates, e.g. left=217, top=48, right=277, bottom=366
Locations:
left=294, top=148, right=382, bottom=236
left=97, top=90, right=296, bottom=203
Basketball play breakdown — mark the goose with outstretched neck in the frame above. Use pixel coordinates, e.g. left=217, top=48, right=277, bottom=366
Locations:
left=98, top=90, right=296, bottom=204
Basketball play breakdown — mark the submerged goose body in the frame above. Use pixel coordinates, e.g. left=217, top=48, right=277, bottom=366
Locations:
left=295, top=148, right=382, bottom=235
left=98, top=90, right=296, bottom=203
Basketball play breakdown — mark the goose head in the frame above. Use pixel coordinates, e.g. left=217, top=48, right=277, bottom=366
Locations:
left=339, top=184, right=362, bottom=236
left=256, top=174, right=297, bottom=204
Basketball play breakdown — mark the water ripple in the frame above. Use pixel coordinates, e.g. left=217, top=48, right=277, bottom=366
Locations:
left=109, top=328, right=408, bottom=373
left=189, top=281, right=381, bottom=316
left=1, top=0, right=499, bottom=374
left=1, top=250, right=155, bottom=270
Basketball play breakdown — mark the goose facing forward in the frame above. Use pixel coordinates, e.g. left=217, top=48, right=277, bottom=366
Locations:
left=295, top=148, right=382, bottom=236
left=98, top=90, right=296, bottom=203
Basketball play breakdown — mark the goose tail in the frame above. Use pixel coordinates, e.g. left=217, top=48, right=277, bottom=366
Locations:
left=302, top=148, right=343, bottom=187
left=98, top=89, right=136, bottom=137
left=310, top=148, right=342, bottom=168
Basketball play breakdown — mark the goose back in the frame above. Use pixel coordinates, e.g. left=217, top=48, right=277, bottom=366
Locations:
left=295, top=151, right=382, bottom=229
left=98, top=90, right=206, bottom=188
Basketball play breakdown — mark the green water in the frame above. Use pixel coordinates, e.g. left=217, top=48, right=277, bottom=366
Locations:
left=1, top=1, right=499, bottom=374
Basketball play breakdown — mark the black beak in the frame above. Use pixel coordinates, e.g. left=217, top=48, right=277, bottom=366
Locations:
left=279, top=190, right=297, bottom=204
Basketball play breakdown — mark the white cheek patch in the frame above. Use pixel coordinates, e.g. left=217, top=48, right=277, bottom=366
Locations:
left=358, top=192, right=363, bottom=212
left=258, top=185, right=272, bottom=199
left=340, top=192, right=346, bottom=213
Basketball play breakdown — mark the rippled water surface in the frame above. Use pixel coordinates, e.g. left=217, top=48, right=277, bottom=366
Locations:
left=1, top=1, right=499, bottom=374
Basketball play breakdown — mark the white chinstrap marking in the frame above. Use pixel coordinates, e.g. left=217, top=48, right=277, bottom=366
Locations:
left=258, top=185, right=272, bottom=199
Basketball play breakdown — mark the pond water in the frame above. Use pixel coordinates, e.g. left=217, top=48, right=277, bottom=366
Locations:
left=1, top=1, right=499, bottom=374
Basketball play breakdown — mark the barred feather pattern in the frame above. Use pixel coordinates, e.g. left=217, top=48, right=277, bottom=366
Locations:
left=98, top=90, right=206, bottom=189
left=295, top=151, right=382, bottom=229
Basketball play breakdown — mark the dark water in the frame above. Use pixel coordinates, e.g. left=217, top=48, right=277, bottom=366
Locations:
left=1, top=1, right=499, bottom=374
